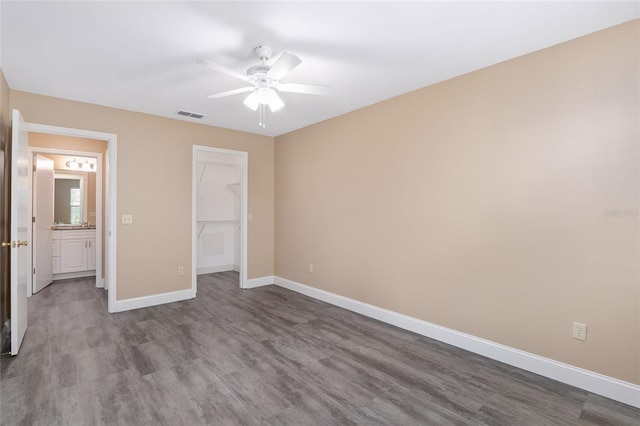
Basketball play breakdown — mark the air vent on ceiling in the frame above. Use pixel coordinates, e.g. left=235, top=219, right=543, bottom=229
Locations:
left=177, top=109, right=206, bottom=119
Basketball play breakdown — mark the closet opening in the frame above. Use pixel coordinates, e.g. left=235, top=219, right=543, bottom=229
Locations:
left=192, top=146, right=248, bottom=295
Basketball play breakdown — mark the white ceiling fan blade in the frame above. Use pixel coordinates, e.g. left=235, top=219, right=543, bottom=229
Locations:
left=198, top=58, right=248, bottom=82
left=267, top=52, right=301, bottom=81
left=207, top=86, right=254, bottom=99
left=277, top=83, right=330, bottom=96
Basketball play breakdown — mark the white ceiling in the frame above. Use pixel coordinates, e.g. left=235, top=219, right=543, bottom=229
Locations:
left=1, top=1, right=638, bottom=137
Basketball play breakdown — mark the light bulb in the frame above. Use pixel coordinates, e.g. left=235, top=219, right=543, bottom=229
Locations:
left=268, top=91, right=284, bottom=112
left=243, top=92, right=259, bottom=111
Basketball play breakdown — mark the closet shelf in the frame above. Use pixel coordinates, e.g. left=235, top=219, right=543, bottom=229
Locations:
left=199, top=163, right=208, bottom=182
left=198, top=161, right=239, bottom=182
left=227, top=183, right=240, bottom=197
left=197, top=220, right=240, bottom=239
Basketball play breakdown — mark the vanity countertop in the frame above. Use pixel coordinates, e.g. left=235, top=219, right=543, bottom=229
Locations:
left=51, top=225, right=96, bottom=230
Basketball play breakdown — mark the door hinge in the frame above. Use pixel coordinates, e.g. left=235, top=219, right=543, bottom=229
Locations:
left=32, top=216, right=36, bottom=223
left=33, top=268, right=36, bottom=275
left=33, top=164, right=37, bottom=172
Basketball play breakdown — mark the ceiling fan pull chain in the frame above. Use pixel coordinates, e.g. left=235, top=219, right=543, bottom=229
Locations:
left=262, top=105, right=267, bottom=128
left=258, top=104, right=266, bottom=128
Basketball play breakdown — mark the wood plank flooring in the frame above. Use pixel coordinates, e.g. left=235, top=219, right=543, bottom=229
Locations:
left=1, top=272, right=638, bottom=425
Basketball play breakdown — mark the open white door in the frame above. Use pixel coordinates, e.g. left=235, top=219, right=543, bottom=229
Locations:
left=33, top=154, right=54, bottom=293
left=9, top=110, right=30, bottom=355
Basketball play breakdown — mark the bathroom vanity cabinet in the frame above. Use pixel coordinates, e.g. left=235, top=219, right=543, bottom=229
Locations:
left=52, top=229, right=96, bottom=277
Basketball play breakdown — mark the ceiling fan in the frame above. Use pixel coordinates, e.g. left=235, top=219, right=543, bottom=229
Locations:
left=198, top=45, right=329, bottom=128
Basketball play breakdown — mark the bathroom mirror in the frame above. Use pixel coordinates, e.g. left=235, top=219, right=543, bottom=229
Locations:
left=54, top=173, right=85, bottom=225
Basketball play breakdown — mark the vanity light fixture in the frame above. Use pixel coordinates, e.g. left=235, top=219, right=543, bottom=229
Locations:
left=66, top=158, right=96, bottom=172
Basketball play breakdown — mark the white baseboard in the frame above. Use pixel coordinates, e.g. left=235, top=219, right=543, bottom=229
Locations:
left=245, top=276, right=274, bottom=289
left=273, top=276, right=640, bottom=408
left=113, top=289, right=193, bottom=313
left=53, top=271, right=96, bottom=281
left=197, top=264, right=239, bottom=275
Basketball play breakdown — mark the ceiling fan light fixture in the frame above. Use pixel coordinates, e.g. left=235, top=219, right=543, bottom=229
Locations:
left=243, top=92, right=259, bottom=111
left=268, top=91, right=284, bottom=112
left=244, top=88, right=284, bottom=112
left=256, top=86, right=272, bottom=104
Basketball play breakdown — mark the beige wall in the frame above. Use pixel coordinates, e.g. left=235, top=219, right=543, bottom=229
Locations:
left=31, top=134, right=107, bottom=153
left=275, top=21, right=639, bottom=384
left=12, top=92, right=275, bottom=299
left=87, top=172, right=96, bottom=221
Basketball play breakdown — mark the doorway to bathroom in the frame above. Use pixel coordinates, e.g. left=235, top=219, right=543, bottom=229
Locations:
left=191, top=146, right=248, bottom=295
left=28, top=135, right=106, bottom=297
left=23, top=123, right=117, bottom=316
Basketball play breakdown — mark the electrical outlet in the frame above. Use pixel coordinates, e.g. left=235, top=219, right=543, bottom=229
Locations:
left=177, top=266, right=184, bottom=276
left=573, top=322, right=587, bottom=341
left=308, top=263, right=313, bottom=273
left=121, top=214, right=133, bottom=224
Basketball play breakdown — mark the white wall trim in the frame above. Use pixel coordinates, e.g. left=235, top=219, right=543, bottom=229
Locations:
left=196, top=264, right=239, bottom=275
left=53, top=271, right=96, bottom=281
left=246, top=276, right=274, bottom=289
left=113, top=289, right=192, bottom=313
left=273, top=276, right=640, bottom=408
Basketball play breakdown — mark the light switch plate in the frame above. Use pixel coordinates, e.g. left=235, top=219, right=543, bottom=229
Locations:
left=121, top=214, right=133, bottom=224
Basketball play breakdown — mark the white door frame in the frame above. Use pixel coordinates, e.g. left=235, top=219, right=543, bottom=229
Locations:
left=192, top=145, right=248, bottom=294
left=25, top=122, right=117, bottom=313
left=27, top=147, right=103, bottom=296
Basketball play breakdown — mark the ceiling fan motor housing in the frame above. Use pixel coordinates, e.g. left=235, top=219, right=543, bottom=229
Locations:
left=247, top=64, right=273, bottom=87
left=253, top=45, right=274, bottom=61
left=247, top=64, right=270, bottom=78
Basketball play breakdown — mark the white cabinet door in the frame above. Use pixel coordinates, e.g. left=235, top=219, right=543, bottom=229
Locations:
left=87, top=239, right=97, bottom=271
left=60, top=239, right=88, bottom=273
left=52, top=239, right=60, bottom=273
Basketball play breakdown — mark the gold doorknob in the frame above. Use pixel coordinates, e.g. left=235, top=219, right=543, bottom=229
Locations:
left=1, top=241, right=12, bottom=248
left=17, top=240, right=28, bottom=247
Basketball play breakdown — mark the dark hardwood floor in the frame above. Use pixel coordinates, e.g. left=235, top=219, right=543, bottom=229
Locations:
left=1, top=272, right=638, bottom=425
